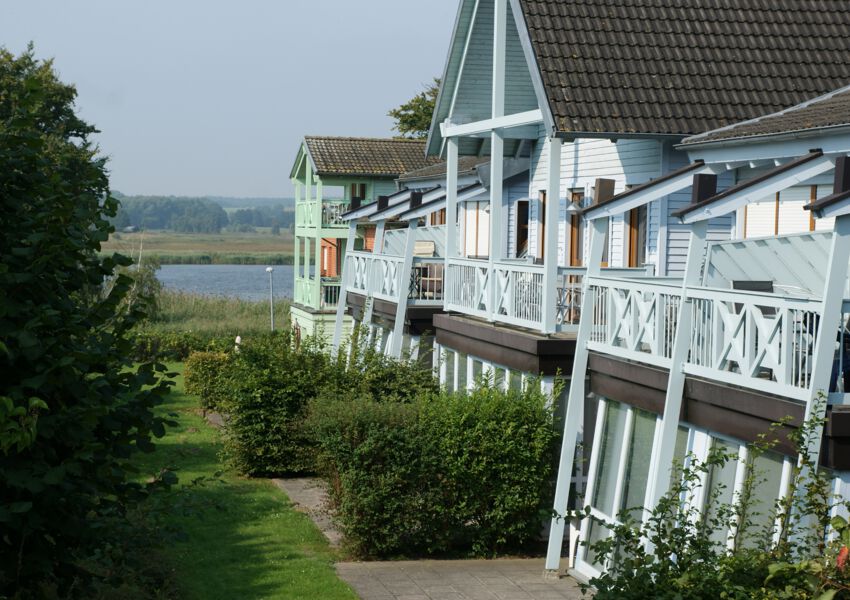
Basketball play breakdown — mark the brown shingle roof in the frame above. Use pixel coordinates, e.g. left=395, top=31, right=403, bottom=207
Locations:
left=398, top=156, right=490, bottom=181
left=519, top=0, right=850, bottom=136
left=683, top=85, right=850, bottom=145
left=304, top=136, right=439, bottom=178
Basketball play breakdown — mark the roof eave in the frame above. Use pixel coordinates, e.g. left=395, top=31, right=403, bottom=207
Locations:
left=678, top=124, right=850, bottom=151
left=556, top=130, right=687, bottom=142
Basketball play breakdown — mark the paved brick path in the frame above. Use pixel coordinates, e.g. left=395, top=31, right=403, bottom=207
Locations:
left=336, top=559, right=584, bottom=600
left=272, top=477, right=584, bottom=600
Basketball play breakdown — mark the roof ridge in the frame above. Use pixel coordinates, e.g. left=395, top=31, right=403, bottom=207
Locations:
left=304, top=135, right=426, bottom=144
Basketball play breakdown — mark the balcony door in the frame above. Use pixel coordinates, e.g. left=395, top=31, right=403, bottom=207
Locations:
left=627, top=205, right=648, bottom=268
left=463, top=201, right=489, bottom=259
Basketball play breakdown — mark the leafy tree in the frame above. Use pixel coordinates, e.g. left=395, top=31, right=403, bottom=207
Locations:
left=388, top=78, right=440, bottom=139
left=0, top=46, right=172, bottom=595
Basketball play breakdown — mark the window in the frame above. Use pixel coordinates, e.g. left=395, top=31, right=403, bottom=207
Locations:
left=537, top=191, right=546, bottom=261
left=350, top=183, right=367, bottom=201
left=628, top=205, right=648, bottom=267
left=463, top=201, right=489, bottom=258
left=569, top=190, right=585, bottom=266
left=430, top=207, right=447, bottom=226
left=516, top=200, right=529, bottom=258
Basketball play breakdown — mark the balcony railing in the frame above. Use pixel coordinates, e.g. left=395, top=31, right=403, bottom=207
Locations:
left=295, top=199, right=350, bottom=229
left=346, top=251, right=405, bottom=302
left=345, top=251, right=445, bottom=306
left=320, top=277, right=342, bottom=308
left=409, top=258, right=444, bottom=304
left=294, top=275, right=342, bottom=309
left=585, top=276, right=683, bottom=368
left=584, top=276, right=834, bottom=402
left=444, top=259, right=653, bottom=333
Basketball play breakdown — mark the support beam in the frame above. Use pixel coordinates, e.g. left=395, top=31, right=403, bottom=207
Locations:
left=545, top=215, right=608, bottom=573
left=374, top=220, right=386, bottom=254
left=677, top=153, right=835, bottom=223
left=541, top=136, right=562, bottom=333
left=446, top=137, right=459, bottom=260
left=644, top=174, right=716, bottom=519
left=582, top=162, right=719, bottom=221
left=488, top=130, right=504, bottom=320
left=332, top=221, right=357, bottom=352
left=439, top=109, right=543, bottom=138
left=390, top=222, right=418, bottom=358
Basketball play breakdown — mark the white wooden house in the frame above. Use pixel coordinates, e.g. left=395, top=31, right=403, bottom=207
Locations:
left=548, top=86, right=850, bottom=581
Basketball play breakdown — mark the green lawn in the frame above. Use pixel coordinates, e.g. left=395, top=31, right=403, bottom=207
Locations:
left=135, top=364, right=356, bottom=600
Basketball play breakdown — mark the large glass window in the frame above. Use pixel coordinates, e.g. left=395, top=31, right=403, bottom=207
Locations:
left=592, top=402, right=629, bottom=516
left=621, top=410, right=657, bottom=519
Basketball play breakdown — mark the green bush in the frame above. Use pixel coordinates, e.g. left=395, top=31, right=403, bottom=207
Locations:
left=219, top=332, right=333, bottom=476
left=130, top=329, right=232, bottom=361
left=309, top=380, right=557, bottom=558
left=584, top=400, right=850, bottom=600
left=184, top=351, right=231, bottom=412
left=0, top=47, right=172, bottom=595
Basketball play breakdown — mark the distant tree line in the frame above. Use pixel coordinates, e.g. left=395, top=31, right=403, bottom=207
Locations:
left=111, top=193, right=294, bottom=234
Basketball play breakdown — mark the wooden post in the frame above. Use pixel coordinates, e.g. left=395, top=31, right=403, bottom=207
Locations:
left=541, top=136, right=562, bottom=333
left=390, top=221, right=418, bottom=358
left=545, top=213, right=609, bottom=573
left=332, top=221, right=357, bottom=352
left=446, top=136, right=459, bottom=260
left=489, top=131, right=504, bottom=321
left=314, top=178, right=323, bottom=308
left=644, top=173, right=716, bottom=518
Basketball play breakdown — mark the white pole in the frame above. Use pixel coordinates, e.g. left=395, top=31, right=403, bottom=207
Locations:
left=266, top=266, right=275, bottom=331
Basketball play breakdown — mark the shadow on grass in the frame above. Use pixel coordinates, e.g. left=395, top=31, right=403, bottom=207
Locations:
left=134, top=388, right=355, bottom=600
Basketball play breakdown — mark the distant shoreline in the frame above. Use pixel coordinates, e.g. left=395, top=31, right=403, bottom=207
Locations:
left=98, top=251, right=294, bottom=265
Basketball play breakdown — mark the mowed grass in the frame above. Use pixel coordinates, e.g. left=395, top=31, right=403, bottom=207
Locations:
left=134, top=365, right=355, bottom=600
left=102, top=229, right=294, bottom=264
left=145, top=290, right=290, bottom=337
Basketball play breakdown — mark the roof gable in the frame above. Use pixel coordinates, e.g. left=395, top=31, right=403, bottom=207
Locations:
left=427, top=0, right=546, bottom=156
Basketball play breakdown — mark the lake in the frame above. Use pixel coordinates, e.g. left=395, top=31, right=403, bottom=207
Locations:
left=157, top=264, right=294, bottom=301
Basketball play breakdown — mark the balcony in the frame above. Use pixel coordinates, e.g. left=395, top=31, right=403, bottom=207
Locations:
left=443, top=258, right=652, bottom=333
left=294, top=275, right=342, bottom=310
left=344, top=251, right=444, bottom=306
left=295, top=199, right=350, bottom=230
left=584, top=275, right=843, bottom=402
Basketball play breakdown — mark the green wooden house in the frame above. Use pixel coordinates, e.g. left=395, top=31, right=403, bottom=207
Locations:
left=289, top=136, right=438, bottom=339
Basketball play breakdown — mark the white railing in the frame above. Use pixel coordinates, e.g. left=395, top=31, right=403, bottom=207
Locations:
left=684, top=288, right=821, bottom=401
left=445, top=257, right=491, bottom=319
left=586, top=276, right=683, bottom=368
left=409, top=258, right=444, bottom=304
left=492, top=261, right=545, bottom=329
left=345, top=251, right=405, bottom=302
left=296, top=200, right=349, bottom=229
left=445, top=258, right=544, bottom=328
left=320, top=277, right=341, bottom=308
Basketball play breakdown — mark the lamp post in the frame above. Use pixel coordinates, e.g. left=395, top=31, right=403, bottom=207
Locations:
left=265, top=266, right=275, bottom=331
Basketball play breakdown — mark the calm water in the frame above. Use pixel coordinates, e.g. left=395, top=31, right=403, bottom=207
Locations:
left=157, top=264, right=294, bottom=301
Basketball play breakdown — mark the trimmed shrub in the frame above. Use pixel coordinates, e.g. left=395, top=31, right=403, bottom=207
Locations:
left=309, top=380, right=558, bottom=558
left=184, top=351, right=231, bottom=412
left=219, top=332, right=333, bottom=476
left=130, top=329, right=231, bottom=361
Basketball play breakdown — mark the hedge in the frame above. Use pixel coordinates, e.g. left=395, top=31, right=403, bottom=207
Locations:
left=218, top=332, right=333, bottom=476
left=131, top=329, right=232, bottom=362
left=308, top=382, right=558, bottom=558
left=184, top=351, right=231, bottom=412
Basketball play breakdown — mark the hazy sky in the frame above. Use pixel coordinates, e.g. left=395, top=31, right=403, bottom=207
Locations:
left=2, top=1, right=457, bottom=197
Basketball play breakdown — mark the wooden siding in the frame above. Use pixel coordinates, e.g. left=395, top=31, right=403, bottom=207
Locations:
left=663, top=146, right=734, bottom=275
left=450, top=0, right=538, bottom=127
left=529, top=134, right=663, bottom=267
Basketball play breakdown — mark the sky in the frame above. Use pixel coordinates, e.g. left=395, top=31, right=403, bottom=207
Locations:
left=2, top=1, right=457, bottom=197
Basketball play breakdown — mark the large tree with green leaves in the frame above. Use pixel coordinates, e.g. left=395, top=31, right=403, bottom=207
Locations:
left=388, top=78, right=440, bottom=139
left=0, top=46, right=171, bottom=595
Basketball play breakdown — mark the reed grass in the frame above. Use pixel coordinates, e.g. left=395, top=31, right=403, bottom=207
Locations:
left=147, top=290, right=290, bottom=336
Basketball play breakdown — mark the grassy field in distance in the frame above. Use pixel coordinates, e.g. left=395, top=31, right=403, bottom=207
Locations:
left=101, top=229, right=295, bottom=264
